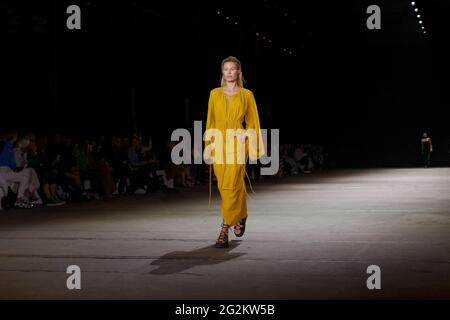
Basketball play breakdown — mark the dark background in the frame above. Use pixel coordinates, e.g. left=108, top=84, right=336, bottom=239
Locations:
left=2, top=0, right=449, bottom=167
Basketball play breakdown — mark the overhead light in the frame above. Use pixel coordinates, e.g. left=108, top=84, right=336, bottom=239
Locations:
left=421, top=26, right=425, bottom=29
left=419, top=20, right=423, bottom=24
left=423, top=31, right=427, bottom=34
left=414, top=8, right=418, bottom=12
left=417, top=14, right=421, bottom=18
left=411, top=1, right=415, bottom=5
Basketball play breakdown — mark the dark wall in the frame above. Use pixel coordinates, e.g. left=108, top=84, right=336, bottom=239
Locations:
left=2, top=0, right=449, bottom=166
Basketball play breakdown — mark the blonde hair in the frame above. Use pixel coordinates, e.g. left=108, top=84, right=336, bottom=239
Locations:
left=220, top=56, right=245, bottom=87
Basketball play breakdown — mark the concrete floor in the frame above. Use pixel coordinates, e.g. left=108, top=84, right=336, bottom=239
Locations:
left=0, top=168, right=449, bottom=299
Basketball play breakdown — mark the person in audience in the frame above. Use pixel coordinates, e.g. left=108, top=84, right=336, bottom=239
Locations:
left=92, top=138, right=116, bottom=199
left=72, top=138, right=102, bottom=199
left=27, top=135, right=65, bottom=206
left=127, top=134, right=148, bottom=194
left=50, top=133, right=85, bottom=202
left=14, top=134, right=42, bottom=205
left=294, top=144, right=312, bottom=173
left=0, top=131, right=37, bottom=208
left=105, top=136, right=130, bottom=195
left=421, top=132, right=433, bottom=168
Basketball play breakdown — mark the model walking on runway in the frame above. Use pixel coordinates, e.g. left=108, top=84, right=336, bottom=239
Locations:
left=204, top=56, right=265, bottom=248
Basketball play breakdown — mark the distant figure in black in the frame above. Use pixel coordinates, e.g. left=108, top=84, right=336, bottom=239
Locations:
left=421, top=132, right=433, bottom=168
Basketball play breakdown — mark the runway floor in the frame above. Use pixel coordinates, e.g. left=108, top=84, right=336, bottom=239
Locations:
left=0, top=168, right=449, bottom=299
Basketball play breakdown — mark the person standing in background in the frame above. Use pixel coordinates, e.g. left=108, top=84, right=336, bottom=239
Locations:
left=421, top=132, right=433, bottom=168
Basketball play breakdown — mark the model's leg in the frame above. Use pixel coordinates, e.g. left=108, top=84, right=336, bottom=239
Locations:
left=215, top=222, right=230, bottom=248
left=220, top=163, right=247, bottom=226
left=233, top=214, right=247, bottom=237
left=424, top=151, right=430, bottom=167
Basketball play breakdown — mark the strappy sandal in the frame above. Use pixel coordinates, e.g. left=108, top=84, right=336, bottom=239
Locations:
left=233, top=216, right=247, bottom=237
left=215, top=223, right=230, bottom=248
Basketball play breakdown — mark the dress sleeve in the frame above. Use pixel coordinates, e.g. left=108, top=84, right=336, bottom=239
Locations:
left=245, top=91, right=265, bottom=161
left=204, top=90, right=215, bottom=161
left=205, top=90, right=215, bottom=131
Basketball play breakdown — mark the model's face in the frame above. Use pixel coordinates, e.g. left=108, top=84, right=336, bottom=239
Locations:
left=423, top=133, right=428, bottom=138
left=222, top=62, right=240, bottom=83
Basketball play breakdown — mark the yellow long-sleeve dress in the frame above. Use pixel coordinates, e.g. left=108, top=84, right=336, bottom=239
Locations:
left=204, top=87, right=265, bottom=226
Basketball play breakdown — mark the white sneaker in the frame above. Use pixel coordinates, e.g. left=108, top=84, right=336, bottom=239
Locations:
left=15, top=198, right=32, bottom=208
left=134, top=188, right=146, bottom=195
left=31, top=197, right=43, bottom=206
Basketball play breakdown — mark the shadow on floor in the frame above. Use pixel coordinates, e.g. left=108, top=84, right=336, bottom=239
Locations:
left=149, top=240, right=245, bottom=275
